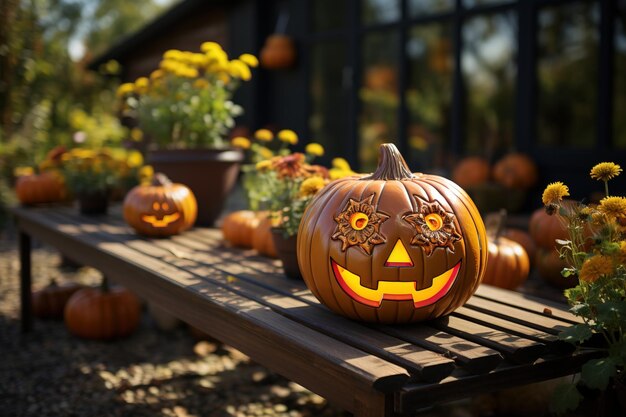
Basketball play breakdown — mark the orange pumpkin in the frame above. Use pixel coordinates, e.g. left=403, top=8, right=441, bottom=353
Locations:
left=64, top=279, right=141, bottom=340
left=529, top=207, right=568, bottom=249
left=15, top=171, right=67, bottom=205
left=260, top=34, right=296, bottom=69
left=493, top=153, right=538, bottom=190
left=222, top=210, right=261, bottom=248
left=503, top=228, right=536, bottom=263
left=451, top=157, right=491, bottom=188
left=253, top=215, right=278, bottom=258
left=535, top=248, right=571, bottom=289
left=123, top=173, right=197, bottom=237
left=32, top=279, right=84, bottom=319
left=482, top=237, right=530, bottom=290
left=297, top=143, right=487, bottom=323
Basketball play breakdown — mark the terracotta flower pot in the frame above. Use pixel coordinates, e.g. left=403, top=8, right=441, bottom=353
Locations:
left=77, top=191, right=109, bottom=215
left=271, top=228, right=301, bottom=280
left=147, top=148, right=243, bottom=227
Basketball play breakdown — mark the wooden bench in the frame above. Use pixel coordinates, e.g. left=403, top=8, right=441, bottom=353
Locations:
left=12, top=205, right=599, bottom=417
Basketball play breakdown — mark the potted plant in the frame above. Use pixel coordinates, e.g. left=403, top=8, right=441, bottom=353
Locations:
left=116, top=42, right=258, bottom=226
left=541, top=162, right=625, bottom=415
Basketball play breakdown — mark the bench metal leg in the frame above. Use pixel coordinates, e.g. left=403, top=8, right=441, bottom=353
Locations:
left=19, top=231, right=33, bottom=333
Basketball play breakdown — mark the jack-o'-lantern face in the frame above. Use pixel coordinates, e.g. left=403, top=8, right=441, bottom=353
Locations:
left=297, top=144, right=487, bottom=323
left=142, top=201, right=181, bottom=228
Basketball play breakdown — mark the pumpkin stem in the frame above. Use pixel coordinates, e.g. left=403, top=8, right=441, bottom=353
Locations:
left=100, top=276, right=110, bottom=293
left=151, top=173, right=173, bottom=187
left=362, top=143, right=414, bottom=181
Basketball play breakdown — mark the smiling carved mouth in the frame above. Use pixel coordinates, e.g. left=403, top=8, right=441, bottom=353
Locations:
left=330, top=259, right=461, bottom=308
left=141, top=213, right=181, bottom=228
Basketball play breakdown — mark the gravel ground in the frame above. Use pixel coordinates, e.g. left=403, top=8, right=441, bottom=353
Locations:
left=0, top=231, right=563, bottom=417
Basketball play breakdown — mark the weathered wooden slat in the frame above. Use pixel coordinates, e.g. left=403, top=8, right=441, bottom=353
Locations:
left=429, top=315, right=546, bottom=364
left=474, top=285, right=582, bottom=324
left=464, top=296, right=571, bottom=335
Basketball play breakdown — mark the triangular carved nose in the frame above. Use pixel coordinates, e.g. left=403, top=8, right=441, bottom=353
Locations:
left=385, top=239, right=413, bottom=267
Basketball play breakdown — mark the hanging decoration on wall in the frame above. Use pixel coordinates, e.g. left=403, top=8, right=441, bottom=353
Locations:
left=297, top=143, right=487, bottom=324
left=260, top=10, right=296, bottom=69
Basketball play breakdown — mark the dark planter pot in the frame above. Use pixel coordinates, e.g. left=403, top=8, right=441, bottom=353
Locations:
left=271, top=229, right=301, bottom=280
left=77, top=191, right=109, bottom=215
left=147, top=148, right=243, bottom=227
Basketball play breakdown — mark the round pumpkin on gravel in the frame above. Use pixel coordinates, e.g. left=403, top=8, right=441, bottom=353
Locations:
left=32, top=279, right=84, bottom=319
left=297, top=143, right=487, bottom=323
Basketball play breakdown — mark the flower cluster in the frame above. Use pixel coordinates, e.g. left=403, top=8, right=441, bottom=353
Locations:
left=232, top=129, right=356, bottom=237
left=61, top=148, right=151, bottom=195
left=543, top=162, right=625, bottom=414
left=117, top=42, right=257, bottom=149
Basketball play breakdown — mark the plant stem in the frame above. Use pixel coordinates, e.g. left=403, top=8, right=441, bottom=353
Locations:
left=605, top=180, right=609, bottom=197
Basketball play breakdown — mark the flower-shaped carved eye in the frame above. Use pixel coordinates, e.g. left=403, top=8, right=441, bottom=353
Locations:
left=332, top=194, right=389, bottom=255
left=403, top=196, right=462, bottom=255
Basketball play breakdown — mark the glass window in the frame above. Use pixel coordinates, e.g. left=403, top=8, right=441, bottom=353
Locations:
left=406, top=23, right=453, bottom=171
left=310, top=42, right=349, bottom=160
left=615, top=5, right=626, bottom=149
left=313, top=0, right=347, bottom=32
left=408, top=0, right=453, bottom=17
left=463, top=12, right=517, bottom=156
left=537, top=3, right=599, bottom=149
left=359, top=30, right=400, bottom=171
left=362, top=0, right=400, bottom=25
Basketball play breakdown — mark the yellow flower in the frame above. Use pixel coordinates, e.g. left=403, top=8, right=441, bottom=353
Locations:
left=14, top=166, right=34, bottom=177
left=300, top=177, right=327, bottom=197
left=139, top=165, right=154, bottom=181
left=130, top=128, right=143, bottom=142
left=542, top=182, right=570, bottom=206
left=127, top=151, right=143, bottom=168
left=218, top=73, right=231, bottom=85
left=305, top=143, right=325, bottom=157
left=239, top=53, right=259, bottom=68
left=200, top=41, right=222, bottom=53
left=618, top=241, right=626, bottom=265
left=134, top=77, right=149, bottom=94
left=579, top=255, right=614, bottom=283
left=192, top=78, right=207, bottom=89
left=598, top=196, right=626, bottom=219
left=231, top=136, right=251, bottom=149
left=163, top=49, right=183, bottom=60
left=277, top=129, right=298, bottom=145
left=332, top=157, right=351, bottom=171
left=228, top=59, right=252, bottom=81
left=116, top=83, right=135, bottom=98
left=590, top=162, right=622, bottom=181
left=150, top=69, right=164, bottom=80
left=257, top=146, right=274, bottom=160
left=329, top=168, right=357, bottom=180
left=255, top=129, right=274, bottom=142
left=255, top=160, right=272, bottom=172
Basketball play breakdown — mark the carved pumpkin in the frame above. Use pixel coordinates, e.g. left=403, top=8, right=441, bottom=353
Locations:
left=253, top=215, right=278, bottom=258
left=32, top=279, right=84, bottom=319
left=260, top=34, right=296, bottom=69
left=493, top=153, right=538, bottom=190
left=297, top=143, right=487, bottom=323
left=451, top=157, right=490, bottom=188
left=15, top=171, right=67, bottom=205
left=64, top=279, right=141, bottom=340
left=123, top=173, right=197, bottom=237
left=222, top=210, right=261, bottom=248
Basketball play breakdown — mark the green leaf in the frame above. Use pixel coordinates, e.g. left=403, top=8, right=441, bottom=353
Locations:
left=581, top=358, right=617, bottom=390
left=558, top=324, right=593, bottom=344
left=596, top=301, right=626, bottom=325
left=561, top=268, right=576, bottom=278
left=569, top=303, right=591, bottom=317
left=549, top=383, right=582, bottom=415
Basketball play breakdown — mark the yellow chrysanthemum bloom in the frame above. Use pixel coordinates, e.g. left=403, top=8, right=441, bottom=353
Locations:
left=590, top=162, right=622, bottom=182
left=150, top=69, right=164, bottom=80
left=305, top=143, right=325, bottom=157
left=598, top=196, right=626, bottom=219
left=14, top=166, right=34, bottom=177
left=239, top=53, right=259, bottom=68
left=139, top=165, right=154, bottom=182
left=231, top=136, right=251, bottom=150
left=332, top=157, right=351, bottom=171
left=193, top=78, right=209, bottom=89
left=542, top=182, right=570, bottom=206
left=134, top=77, right=150, bottom=94
left=255, top=160, right=272, bottom=172
left=228, top=59, right=252, bottom=81
left=126, top=151, right=144, bottom=168
left=329, top=168, right=357, bottom=180
left=255, top=129, right=274, bottom=142
left=163, top=49, right=183, bottom=60
left=258, top=146, right=274, bottom=160
left=130, top=128, right=143, bottom=142
left=200, top=41, right=222, bottom=53
left=277, top=129, right=298, bottom=145
left=579, top=255, right=614, bottom=283
left=116, top=83, right=135, bottom=98
left=300, top=177, right=327, bottom=197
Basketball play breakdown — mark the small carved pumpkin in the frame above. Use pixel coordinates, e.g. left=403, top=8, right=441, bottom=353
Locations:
left=222, top=210, right=261, bottom=248
left=297, top=143, right=487, bottom=323
left=64, top=278, right=141, bottom=340
left=260, top=34, right=296, bottom=69
left=32, top=279, right=84, bottom=319
left=123, top=173, right=197, bottom=237
left=15, top=171, right=67, bottom=205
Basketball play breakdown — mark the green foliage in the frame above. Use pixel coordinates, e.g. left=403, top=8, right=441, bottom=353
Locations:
left=581, top=358, right=618, bottom=391
left=549, top=384, right=583, bottom=415
left=558, top=324, right=593, bottom=344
